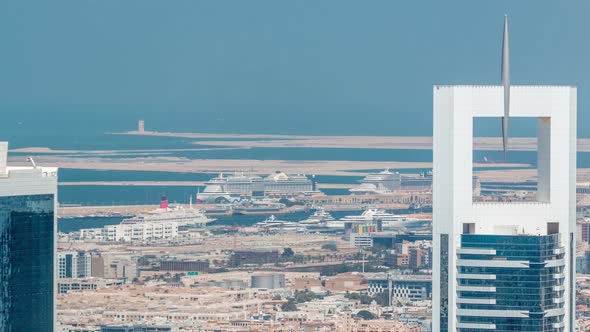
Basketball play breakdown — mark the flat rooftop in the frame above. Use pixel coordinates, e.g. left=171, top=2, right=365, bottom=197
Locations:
left=1, top=142, right=57, bottom=178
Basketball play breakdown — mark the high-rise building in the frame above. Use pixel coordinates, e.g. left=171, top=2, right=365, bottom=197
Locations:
left=57, top=251, right=92, bottom=279
left=408, top=247, right=423, bottom=269
left=0, top=142, right=58, bottom=331
left=432, top=18, right=576, bottom=331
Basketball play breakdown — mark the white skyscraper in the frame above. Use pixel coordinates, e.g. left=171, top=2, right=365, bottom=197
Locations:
left=432, top=18, right=576, bottom=331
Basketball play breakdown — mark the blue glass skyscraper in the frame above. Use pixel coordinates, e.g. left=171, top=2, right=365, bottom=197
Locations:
left=0, top=142, right=58, bottom=331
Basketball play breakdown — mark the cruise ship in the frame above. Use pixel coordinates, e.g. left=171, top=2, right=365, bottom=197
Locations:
left=197, top=171, right=316, bottom=203
left=326, top=208, right=423, bottom=229
left=121, top=197, right=215, bottom=227
left=349, top=169, right=401, bottom=194
left=400, top=170, right=433, bottom=192
left=300, top=207, right=335, bottom=224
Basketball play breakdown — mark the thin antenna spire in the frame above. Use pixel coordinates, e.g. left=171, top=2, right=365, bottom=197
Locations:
left=501, top=15, right=510, bottom=159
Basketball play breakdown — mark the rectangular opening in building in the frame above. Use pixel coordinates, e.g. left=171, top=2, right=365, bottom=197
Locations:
left=462, top=223, right=475, bottom=234
left=547, top=222, right=559, bottom=235
left=472, top=117, right=547, bottom=203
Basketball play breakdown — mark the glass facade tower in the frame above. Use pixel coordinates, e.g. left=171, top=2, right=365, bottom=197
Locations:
left=457, top=234, right=565, bottom=331
left=0, top=194, right=55, bottom=331
left=0, top=142, right=58, bottom=332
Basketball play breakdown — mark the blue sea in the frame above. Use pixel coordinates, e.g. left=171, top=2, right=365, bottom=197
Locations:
left=1, top=109, right=589, bottom=207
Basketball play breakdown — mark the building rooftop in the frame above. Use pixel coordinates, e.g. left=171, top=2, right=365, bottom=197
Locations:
left=0, top=142, right=57, bottom=178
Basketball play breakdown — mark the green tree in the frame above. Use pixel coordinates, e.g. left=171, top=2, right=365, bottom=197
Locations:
left=370, top=244, right=387, bottom=255
left=281, top=299, right=298, bottom=312
left=359, top=293, right=372, bottom=304
left=282, top=247, right=295, bottom=258
left=294, top=290, right=316, bottom=303
left=373, top=291, right=390, bottom=306
left=322, top=243, right=337, bottom=251
left=293, top=254, right=305, bottom=263
left=356, top=310, right=376, bottom=320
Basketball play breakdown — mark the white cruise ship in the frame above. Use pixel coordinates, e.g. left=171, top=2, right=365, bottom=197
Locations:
left=121, top=207, right=215, bottom=227
left=197, top=171, right=315, bottom=203
left=122, top=196, right=215, bottom=227
left=300, top=207, right=335, bottom=224
left=326, top=208, right=422, bottom=229
left=349, top=169, right=401, bottom=194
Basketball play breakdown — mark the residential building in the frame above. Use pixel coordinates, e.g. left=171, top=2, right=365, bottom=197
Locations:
left=390, top=253, right=409, bottom=268
left=96, top=221, right=178, bottom=242
left=58, top=251, right=92, bottom=279
left=408, top=248, right=422, bottom=270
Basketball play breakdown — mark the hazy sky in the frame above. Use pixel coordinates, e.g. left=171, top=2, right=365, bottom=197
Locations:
left=1, top=0, right=588, bottom=129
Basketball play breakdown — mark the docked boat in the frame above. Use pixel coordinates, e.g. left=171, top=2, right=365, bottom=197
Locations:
left=300, top=207, right=335, bottom=224
left=203, top=204, right=233, bottom=216
left=256, top=215, right=302, bottom=231
left=232, top=203, right=284, bottom=215
left=326, top=208, right=423, bottom=229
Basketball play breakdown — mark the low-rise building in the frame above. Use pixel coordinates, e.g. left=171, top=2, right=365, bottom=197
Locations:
left=251, top=273, right=286, bottom=289
left=366, top=274, right=432, bottom=301
left=80, top=222, right=178, bottom=242
left=349, top=233, right=373, bottom=248
left=293, top=277, right=322, bottom=291
left=58, top=278, right=125, bottom=294
left=230, top=250, right=279, bottom=267
left=160, top=260, right=209, bottom=273
left=324, top=273, right=367, bottom=292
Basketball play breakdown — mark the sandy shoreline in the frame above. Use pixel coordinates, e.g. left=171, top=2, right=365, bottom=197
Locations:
left=118, top=131, right=590, bottom=152
left=9, top=146, right=246, bottom=154
left=13, top=132, right=590, bottom=154
left=9, top=131, right=570, bottom=184
left=9, top=154, right=530, bottom=178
